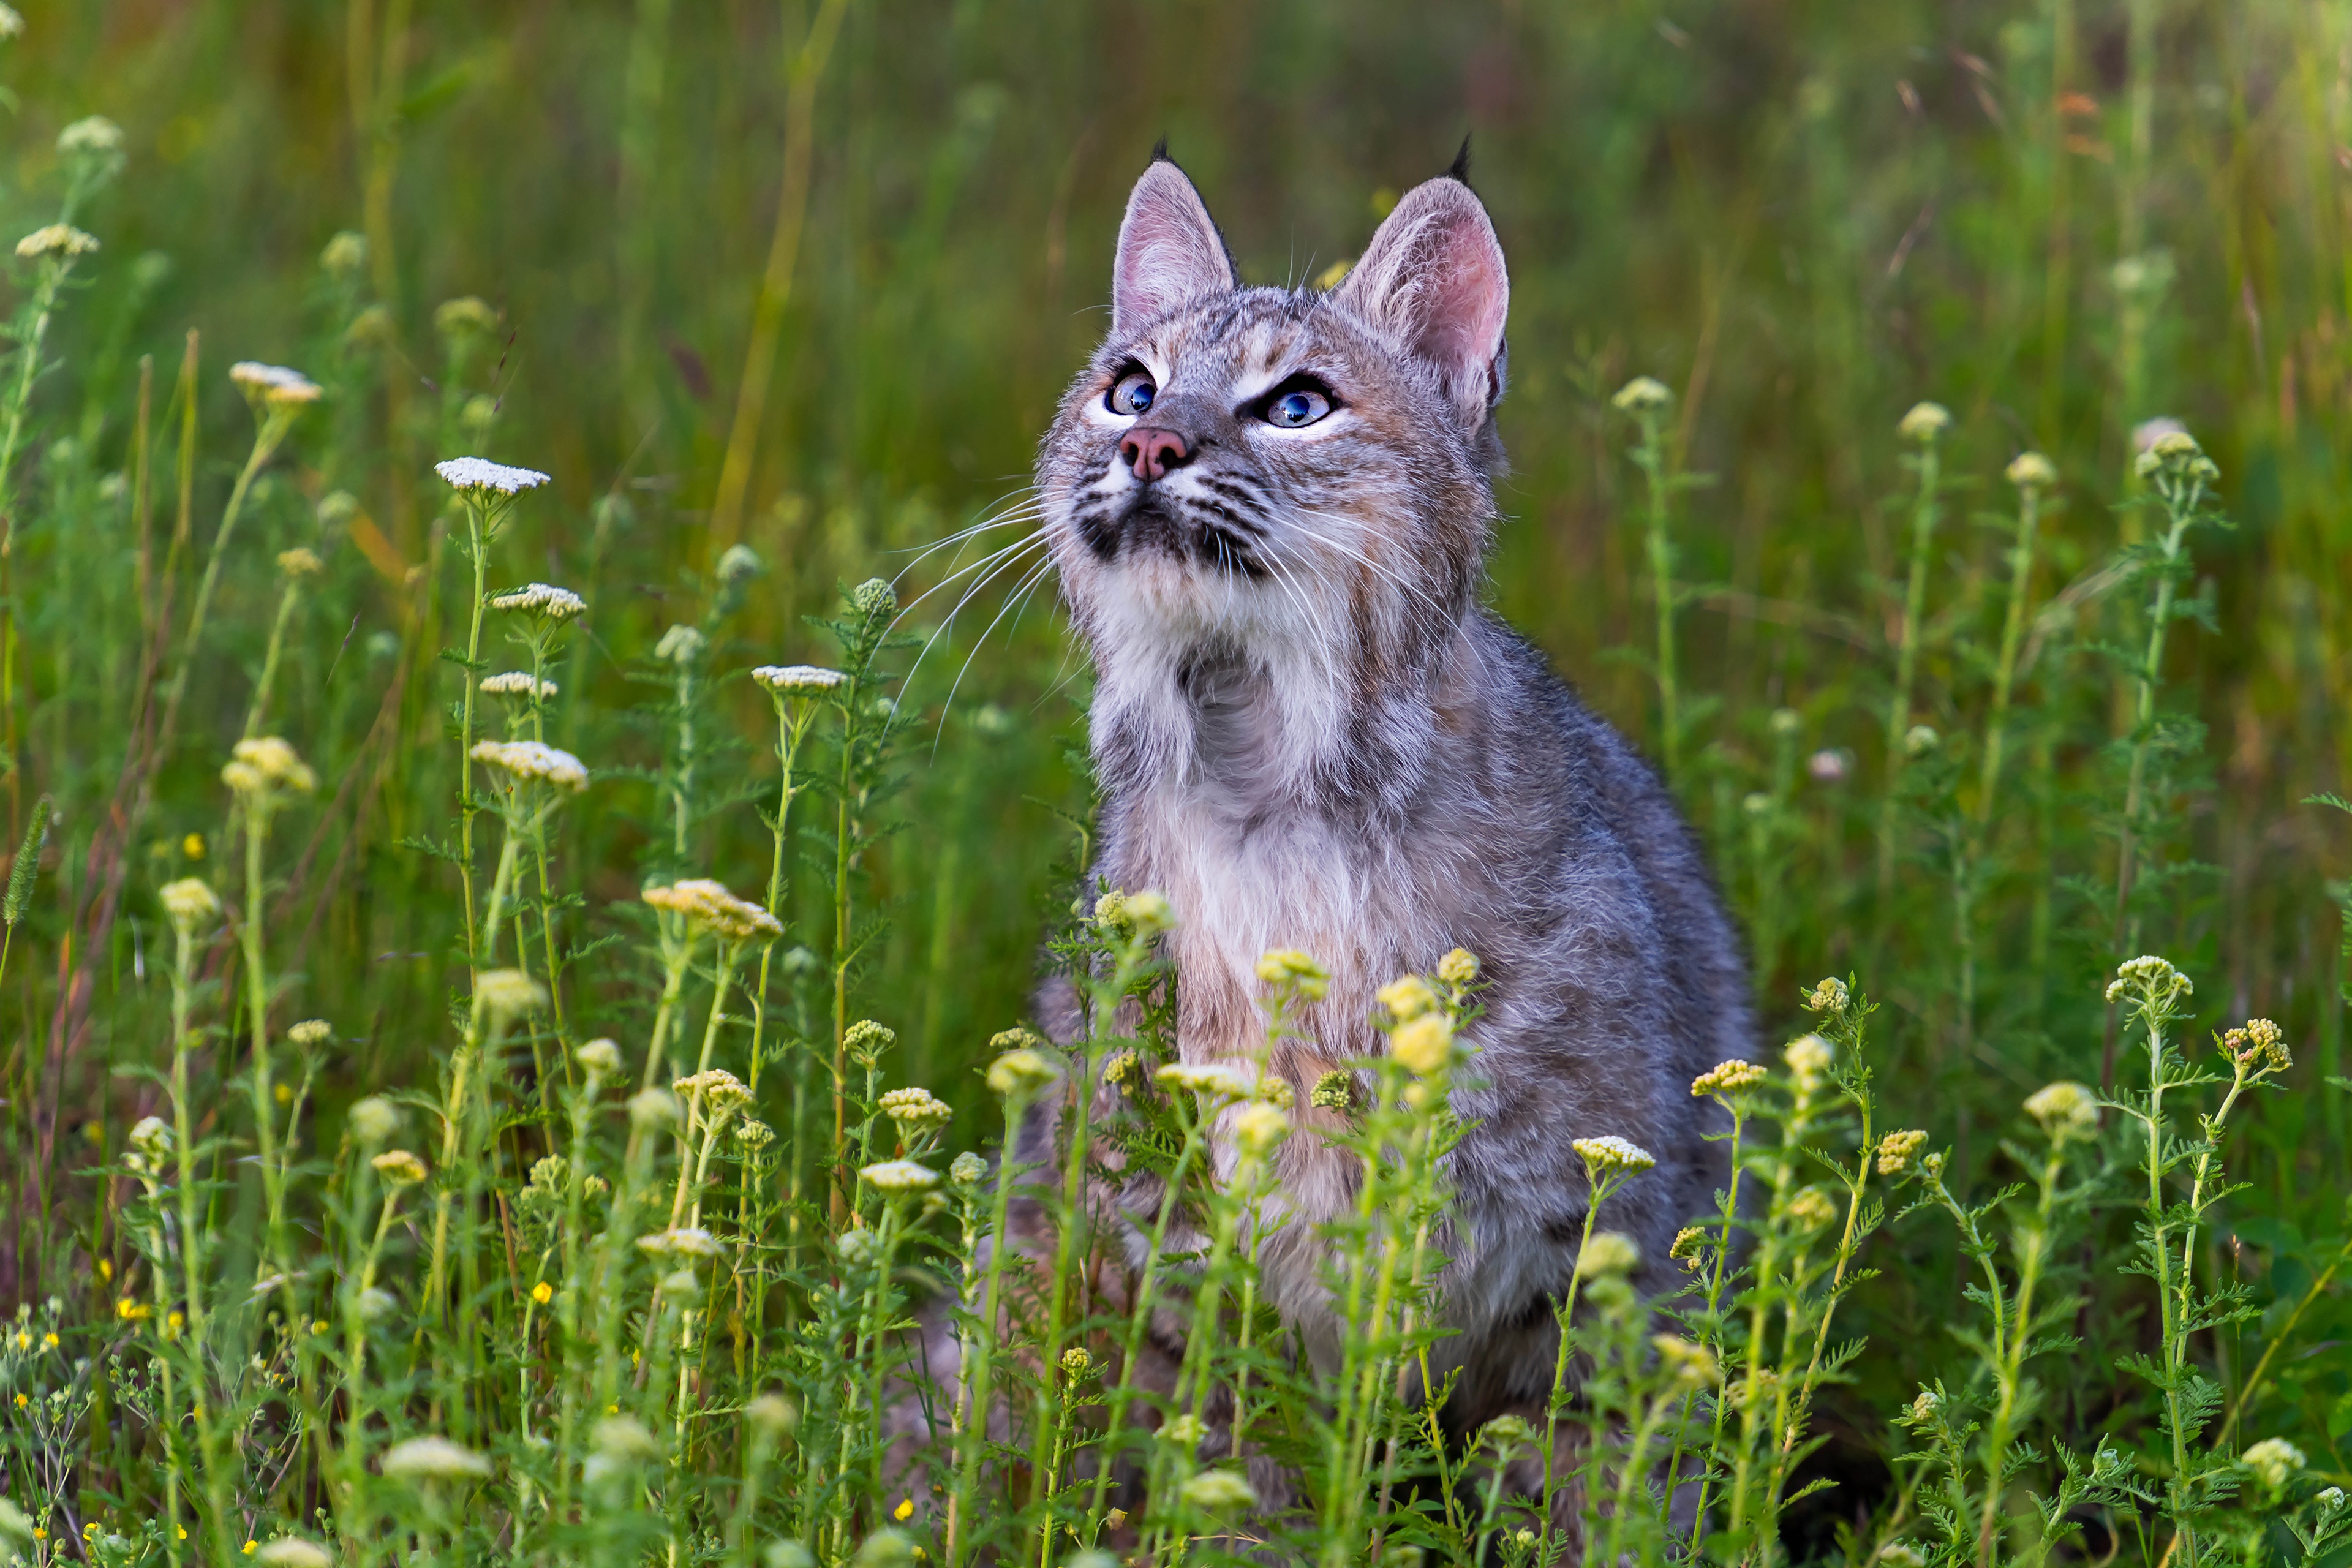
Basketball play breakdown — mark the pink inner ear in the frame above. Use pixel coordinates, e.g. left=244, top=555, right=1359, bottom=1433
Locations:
left=1339, top=181, right=1510, bottom=413
left=1112, top=165, right=1235, bottom=336
left=1421, top=225, right=1507, bottom=384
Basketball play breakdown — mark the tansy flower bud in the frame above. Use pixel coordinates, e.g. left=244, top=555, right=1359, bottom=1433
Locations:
left=1437, top=948, right=1480, bottom=987
left=2005, top=451, right=2057, bottom=488
left=371, top=1150, right=426, bottom=1186
left=1389, top=1014, right=1453, bottom=1076
left=1572, top=1135, right=1656, bottom=1177
left=1875, top=1129, right=1929, bottom=1175
left=1897, top=401, right=1951, bottom=443
left=1575, top=1232, right=1641, bottom=1278
left=1611, top=376, right=1673, bottom=415
left=1692, top=1060, right=1766, bottom=1096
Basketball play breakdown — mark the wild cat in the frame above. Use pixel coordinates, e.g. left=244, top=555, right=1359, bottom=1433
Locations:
left=941, top=151, right=1751, bottom=1528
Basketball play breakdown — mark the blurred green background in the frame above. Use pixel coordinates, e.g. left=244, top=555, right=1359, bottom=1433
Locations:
left=6, top=0, right=2351, bottom=1501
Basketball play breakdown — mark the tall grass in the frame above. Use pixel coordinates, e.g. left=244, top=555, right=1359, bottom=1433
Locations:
left=0, top=1, right=2346, bottom=1564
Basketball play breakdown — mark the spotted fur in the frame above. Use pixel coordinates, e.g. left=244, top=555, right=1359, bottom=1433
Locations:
left=1033, top=156, right=1751, bottom=1446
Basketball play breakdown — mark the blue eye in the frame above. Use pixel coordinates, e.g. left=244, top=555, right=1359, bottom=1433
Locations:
left=1109, top=371, right=1156, bottom=417
left=1264, top=384, right=1332, bottom=428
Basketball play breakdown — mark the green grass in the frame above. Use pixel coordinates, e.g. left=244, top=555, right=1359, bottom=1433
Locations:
left=0, top=1, right=2348, bottom=1564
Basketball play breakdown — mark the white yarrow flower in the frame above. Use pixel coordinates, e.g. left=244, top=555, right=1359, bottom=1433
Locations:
left=16, top=223, right=98, bottom=260
left=478, top=671, right=557, bottom=699
left=752, top=664, right=848, bottom=694
left=489, top=582, right=586, bottom=619
left=380, top=1435, right=492, bottom=1482
left=859, top=1159, right=941, bottom=1194
left=470, top=739, right=589, bottom=793
left=56, top=116, right=123, bottom=156
left=228, top=361, right=322, bottom=405
left=435, top=456, right=551, bottom=496
left=1572, top=1135, right=1657, bottom=1176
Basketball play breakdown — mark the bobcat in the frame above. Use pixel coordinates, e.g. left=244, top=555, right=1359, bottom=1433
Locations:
left=1014, top=149, right=1749, bottom=1525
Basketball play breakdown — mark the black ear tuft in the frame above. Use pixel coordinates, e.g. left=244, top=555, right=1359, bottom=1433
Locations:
left=1447, top=134, right=1474, bottom=186
left=1150, top=137, right=1171, bottom=165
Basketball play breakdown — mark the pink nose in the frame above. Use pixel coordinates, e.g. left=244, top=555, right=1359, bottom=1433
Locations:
left=1120, top=426, right=1191, bottom=483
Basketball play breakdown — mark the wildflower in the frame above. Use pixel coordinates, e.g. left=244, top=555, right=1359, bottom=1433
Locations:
left=1577, top=1232, right=1642, bottom=1278
left=224, top=737, right=317, bottom=795
left=1060, top=1347, right=1093, bottom=1382
left=2318, top=1486, right=2346, bottom=1512
left=1390, top=1014, right=1455, bottom=1076
left=861, top=1159, right=940, bottom=1195
left=1256, top=1073, right=1295, bottom=1109
left=747, top=1394, right=797, bottom=1434
left=1438, top=948, right=1480, bottom=986
left=1156, top=1060, right=1256, bottom=1101
left=638, top=1227, right=724, bottom=1259
left=489, top=581, right=586, bottom=618
left=1785, top=1033, right=1834, bottom=1084
left=243, top=1543, right=257, bottom=1556
left=2005, top=451, right=2058, bottom=489
left=1233, top=1101, right=1291, bottom=1157
left=2222, top=1017, right=2291, bottom=1074
left=837, top=1228, right=881, bottom=1266
left=1903, top=724, right=1939, bottom=756
left=768, top=1547, right=817, bottom=1568
left=434, top=296, right=499, bottom=337
left=1875, top=1129, right=1929, bottom=1175
left=892, top=1496, right=916, bottom=1522
left=1787, top=1188, right=1839, bottom=1229
left=853, top=577, right=897, bottom=617
left=673, top=1068, right=752, bottom=1112
left=640, top=878, right=782, bottom=940
left=1121, top=888, right=1174, bottom=932
left=1693, top=1059, right=1766, bottom=1096
left=357, top=1287, right=396, bottom=1321
left=987, top=1047, right=1060, bottom=1098
left=285, top=1019, right=331, bottom=1049
left=159, top=877, right=220, bottom=932
left=1572, top=1135, right=1656, bottom=1177
left=2134, top=415, right=2188, bottom=453
left=1256, top=947, right=1328, bottom=997
left=1653, top=1333, right=1720, bottom=1386
left=1805, top=976, right=1849, bottom=1014
left=879, top=1086, right=952, bottom=1133
left=1897, top=401, right=1951, bottom=443
left=228, top=361, right=322, bottom=406
left=256, top=1540, right=332, bottom=1568
left=1909, top=1389, right=1941, bottom=1421
left=1670, top=1225, right=1707, bottom=1269
left=371, top=1150, right=426, bottom=1186
left=629, top=1089, right=681, bottom=1131
left=320, top=231, right=366, bottom=279
left=530, top=1281, right=553, bottom=1305
left=2021, top=1081, right=2097, bottom=1141
left=16, top=224, right=99, bottom=260
left=1310, top=1069, right=1355, bottom=1111
left=1177, top=1469, right=1257, bottom=1512
left=1611, top=376, right=1673, bottom=414
left=1807, top=748, right=1850, bottom=782
left=183, top=832, right=206, bottom=860
left=1161, top=1412, right=1207, bottom=1448
left=277, top=547, right=323, bottom=578
left=116, top=1297, right=153, bottom=1321
left=2106, top=954, right=2191, bottom=1006
left=475, top=968, right=548, bottom=1019
left=736, top=1118, right=774, bottom=1149
left=1479, top=1414, right=1539, bottom=1452
left=0, top=7, right=23, bottom=39
left=576, top=1038, right=623, bottom=1079
left=129, top=1116, right=171, bottom=1159
left=382, top=1434, right=495, bottom=1482
left=435, top=457, right=550, bottom=496
left=2241, top=1436, right=2305, bottom=1491
left=655, top=624, right=705, bottom=665
left=478, top=671, right=559, bottom=699
left=1876, top=1545, right=1926, bottom=1568
left=1377, top=974, right=1438, bottom=1020
left=949, top=1152, right=987, bottom=1186
left=470, top=739, right=589, bottom=793
left=851, top=1531, right=916, bottom=1568
left=752, top=663, right=848, bottom=695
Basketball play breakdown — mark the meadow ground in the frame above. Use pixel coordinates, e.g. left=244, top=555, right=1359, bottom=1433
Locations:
left=0, top=3, right=2347, bottom=1565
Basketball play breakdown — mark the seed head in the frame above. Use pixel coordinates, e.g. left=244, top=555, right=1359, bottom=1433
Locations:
left=1875, top=1129, right=1929, bottom=1175
left=1573, top=1135, right=1656, bottom=1177
left=488, top=582, right=586, bottom=619
left=986, top=1046, right=1060, bottom=1099
left=752, top=664, right=848, bottom=695
left=879, top=1086, right=952, bottom=1132
left=1611, top=376, right=1673, bottom=415
left=1437, top=948, right=1480, bottom=987
left=949, top=1152, right=987, bottom=1186
left=159, top=877, right=220, bottom=932
left=1376, top=974, right=1438, bottom=1021
left=576, top=1038, right=623, bottom=1079
left=1692, top=1059, right=1766, bottom=1096
left=1897, top=401, right=1951, bottom=443
left=371, top=1150, right=426, bottom=1186
left=861, top=1158, right=940, bottom=1195
left=1576, top=1231, right=1642, bottom=1277
left=16, top=224, right=98, bottom=260
left=435, top=457, right=550, bottom=496
left=1389, top=1014, right=1455, bottom=1077
left=2005, top=451, right=2058, bottom=489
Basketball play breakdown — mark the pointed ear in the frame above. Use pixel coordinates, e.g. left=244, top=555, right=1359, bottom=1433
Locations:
left=1112, top=157, right=1238, bottom=337
left=1335, top=176, right=1509, bottom=424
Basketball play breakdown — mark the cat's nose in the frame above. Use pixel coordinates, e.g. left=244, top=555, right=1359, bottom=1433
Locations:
left=1119, top=426, right=1192, bottom=483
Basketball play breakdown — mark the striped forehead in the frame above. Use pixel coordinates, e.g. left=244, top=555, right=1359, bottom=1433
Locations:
left=1152, top=289, right=1327, bottom=393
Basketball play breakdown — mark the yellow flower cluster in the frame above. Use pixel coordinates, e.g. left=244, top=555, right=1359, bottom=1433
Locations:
left=641, top=878, right=782, bottom=940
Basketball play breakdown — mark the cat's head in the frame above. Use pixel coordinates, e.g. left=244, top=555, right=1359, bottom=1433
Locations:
left=1038, top=153, right=1509, bottom=687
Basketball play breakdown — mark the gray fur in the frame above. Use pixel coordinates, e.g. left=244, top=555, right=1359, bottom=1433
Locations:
left=1031, top=156, right=1751, bottom=1442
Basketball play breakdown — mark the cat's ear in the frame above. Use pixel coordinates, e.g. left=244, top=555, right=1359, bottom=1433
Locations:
left=1112, top=154, right=1238, bottom=337
left=1336, top=176, right=1509, bottom=425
